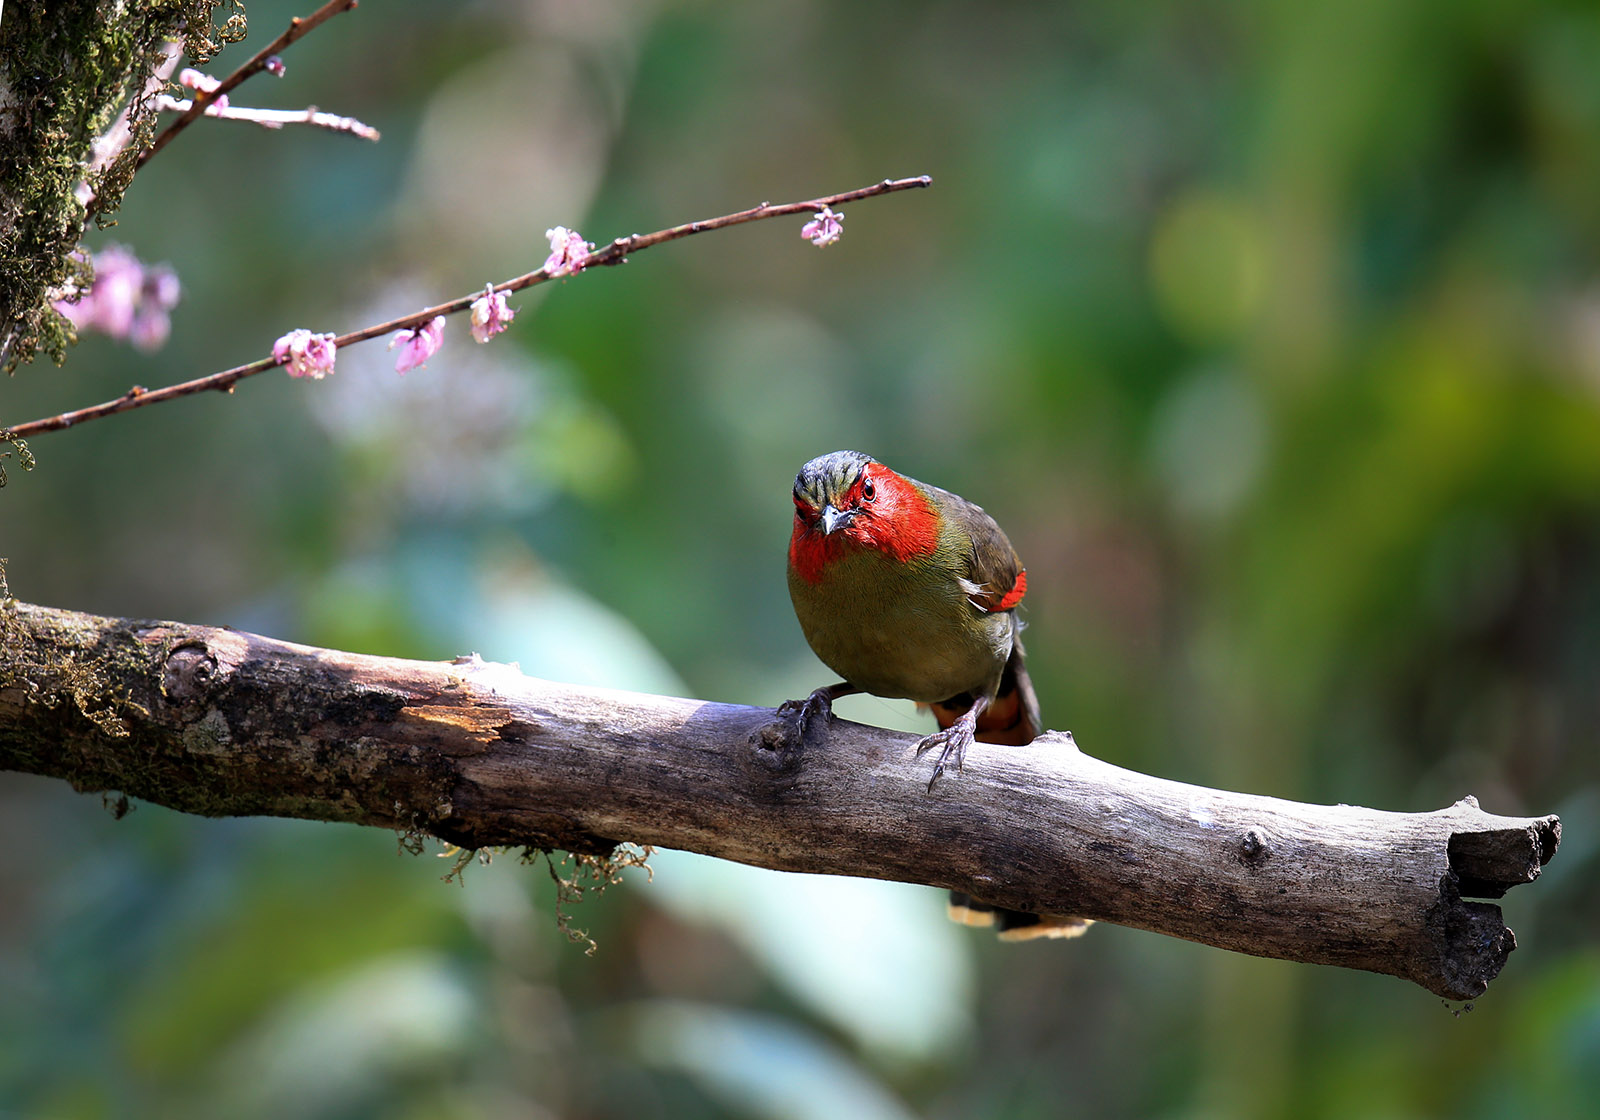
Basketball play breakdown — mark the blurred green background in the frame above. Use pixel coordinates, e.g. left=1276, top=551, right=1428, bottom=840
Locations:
left=4, top=0, right=1599, bottom=1116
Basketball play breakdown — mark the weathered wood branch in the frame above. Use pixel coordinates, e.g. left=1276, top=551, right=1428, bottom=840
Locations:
left=0, top=601, right=1560, bottom=1000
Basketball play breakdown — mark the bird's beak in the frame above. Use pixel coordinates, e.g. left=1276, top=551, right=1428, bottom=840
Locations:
left=820, top=504, right=853, bottom=535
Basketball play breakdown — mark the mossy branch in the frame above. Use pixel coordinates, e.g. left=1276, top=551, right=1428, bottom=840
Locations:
left=0, top=0, right=346, bottom=372
left=0, top=2, right=222, bottom=371
left=0, top=600, right=1561, bottom=1002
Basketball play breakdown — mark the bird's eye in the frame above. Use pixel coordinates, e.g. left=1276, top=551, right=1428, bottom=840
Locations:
left=862, top=478, right=876, bottom=501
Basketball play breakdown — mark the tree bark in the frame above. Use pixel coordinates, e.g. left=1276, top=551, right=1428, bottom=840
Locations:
left=0, top=600, right=1560, bottom=1001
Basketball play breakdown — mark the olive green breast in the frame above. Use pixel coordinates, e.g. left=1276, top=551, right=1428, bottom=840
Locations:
left=787, top=543, right=1014, bottom=703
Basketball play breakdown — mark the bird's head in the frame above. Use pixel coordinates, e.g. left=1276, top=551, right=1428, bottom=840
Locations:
left=789, top=450, right=938, bottom=581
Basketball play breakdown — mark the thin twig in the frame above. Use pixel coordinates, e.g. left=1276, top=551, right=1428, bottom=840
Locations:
left=136, top=0, right=361, bottom=173
left=5, top=176, right=932, bottom=438
left=155, top=95, right=380, bottom=140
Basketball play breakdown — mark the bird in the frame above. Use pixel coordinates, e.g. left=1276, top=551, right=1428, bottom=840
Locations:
left=784, top=449, right=1090, bottom=940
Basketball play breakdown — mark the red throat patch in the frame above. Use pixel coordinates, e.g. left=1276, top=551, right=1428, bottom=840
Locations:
left=789, top=464, right=939, bottom=583
left=788, top=518, right=845, bottom=584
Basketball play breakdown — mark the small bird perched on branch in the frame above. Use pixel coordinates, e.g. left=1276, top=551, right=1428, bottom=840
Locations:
left=784, top=450, right=1089, bottom=940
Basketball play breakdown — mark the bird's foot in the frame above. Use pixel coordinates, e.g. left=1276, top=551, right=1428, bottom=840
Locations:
left=915, top=721, right=975, bottom=792
left=773, top=682, right=858, bottom=755
left=915, top=696, right=991, bottom=791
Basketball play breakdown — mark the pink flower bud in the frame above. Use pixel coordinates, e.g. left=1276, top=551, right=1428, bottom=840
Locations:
left=469, top=284, right=515, bottom=343
left=178, top=68, right=229, bottom=111
left=543, top=226, right=594, bottom=277
left=179, top=69, right=219, bottom=92
left=801, top=206, right=844, bottom=247
left=274, top=329, right=339, bottom=379
left=389, top=315, right=446, bottom=373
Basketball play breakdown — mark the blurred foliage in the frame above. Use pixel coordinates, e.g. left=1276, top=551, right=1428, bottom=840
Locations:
left=4, top=0, right=1600, bottom=1116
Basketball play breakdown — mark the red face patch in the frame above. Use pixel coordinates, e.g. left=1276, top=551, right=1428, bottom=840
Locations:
left=788, top=463, right=939, bottom=583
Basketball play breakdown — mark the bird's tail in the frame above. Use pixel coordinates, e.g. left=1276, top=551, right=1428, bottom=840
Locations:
left=937, top=641, right=1093, bottom=941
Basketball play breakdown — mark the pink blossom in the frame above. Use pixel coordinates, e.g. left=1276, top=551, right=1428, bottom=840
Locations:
left=543, top=226, right=594, bottom=277
left=469, top=284, right=515, bottom=343
left=53, top=245, right=180, bottom=351
left=145, top=264, right=181, bottom=312
left=178, top=68, right=229, bottom=111
left=273, top=329, right=339, bottom=379
left=801, top=206, right=844, bottom=247
left=389, top=315, right=446, bottom=373
left=129, top=309, right=172, bottom=352
left=76, top=245, right=141, bottom=337
left=264, top=55, right=287, bottom=78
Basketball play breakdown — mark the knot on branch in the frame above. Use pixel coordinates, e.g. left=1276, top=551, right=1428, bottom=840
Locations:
left=744, top=697, right=832, bottom=794
left=1237, top=827, right=1272, bottom=868
left=162, top=641, right=218, bottom=706
left=747, top=715, right=805, bottom=777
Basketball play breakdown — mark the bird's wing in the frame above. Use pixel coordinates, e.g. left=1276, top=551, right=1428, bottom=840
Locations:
left=927, top=485, right=1028, bottom=613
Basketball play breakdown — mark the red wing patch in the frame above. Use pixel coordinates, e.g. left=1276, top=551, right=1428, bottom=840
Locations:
left=994, top=569, right=1026, bottom=611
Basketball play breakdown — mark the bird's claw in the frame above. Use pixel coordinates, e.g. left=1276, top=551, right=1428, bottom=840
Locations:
left=775, top=685, right=841, bottom=752
left=915, top=725, right=971, bottom=792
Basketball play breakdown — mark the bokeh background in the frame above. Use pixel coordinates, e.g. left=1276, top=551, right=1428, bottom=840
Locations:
left=4, top=0, right=1599, bottom=1116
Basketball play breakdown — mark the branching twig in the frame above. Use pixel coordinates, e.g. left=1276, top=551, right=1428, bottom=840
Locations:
left=133, top=0, right=362, bottom=175
left=5, top=176, right=932, bottom=438
left=153, top=95, right=380, bottom=140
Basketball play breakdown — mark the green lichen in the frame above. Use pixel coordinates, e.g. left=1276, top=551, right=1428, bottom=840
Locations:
left=0, top=595, right=142, bottom=746
left=399, top=838, right=656, bottom=955
left=529, top=843, right=655, bottom=955
left=0, top=430, right=36, bottom=486
left=0, top=2, right=247, bottom=372
left=439, top=843, right=496, bottom=884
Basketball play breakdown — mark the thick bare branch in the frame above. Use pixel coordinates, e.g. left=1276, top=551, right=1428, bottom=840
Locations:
left=0, top=600, right=1559, bottom=1001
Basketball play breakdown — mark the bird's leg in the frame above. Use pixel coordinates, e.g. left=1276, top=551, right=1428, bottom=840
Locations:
left=915, top=694, right=992, bottom=792
left=776, top=681, right=859, bottom=749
